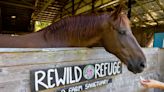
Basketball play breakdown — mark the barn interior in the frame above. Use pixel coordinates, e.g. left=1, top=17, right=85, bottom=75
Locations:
left=0, top=0, right=164, bottom=47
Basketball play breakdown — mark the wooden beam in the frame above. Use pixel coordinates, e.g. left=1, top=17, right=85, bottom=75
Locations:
left=64, top=0, right=113, bottom=15
left=0, top=1, right=35, bottom=9
left=99, top=0, right=119, bottom=9
left=135, top=0, right=158, bottom=25
left=53, top=0, right=92, bottom=21
left=75, top=0, right=119, bottom=14
left=75, top=0, right=84, bottom=13
left=31, top=0, right=39, bottom=18
left=21, top=0, right=33, bottom=6
left=156, top=0, right=164, bottom=12
left=110, top=5, right=116, bottom=10
left=34, top=0, right=39, bottom=7
left=131, top=11, right=148, bottom=26
left=62, top=8, right=72, bottom=15
left=32, top=0, right=53, bottom=19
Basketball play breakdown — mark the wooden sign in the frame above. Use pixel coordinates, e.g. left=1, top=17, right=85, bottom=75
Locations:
left=30, top=61, right=122, bottom=92
left=57, top=79, right=112, bottom=92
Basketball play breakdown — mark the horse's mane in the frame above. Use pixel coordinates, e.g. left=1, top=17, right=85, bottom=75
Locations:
left=40, top=8, right=129, bottom=41
left=41, top=13, right=110, bottom=39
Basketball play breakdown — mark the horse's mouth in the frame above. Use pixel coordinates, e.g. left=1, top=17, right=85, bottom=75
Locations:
left=127, top=61, right=146, bottom=74
left=127, top=66, right=144, bottom=74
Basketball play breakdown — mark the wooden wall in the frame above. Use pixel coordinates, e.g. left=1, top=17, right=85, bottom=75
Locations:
left=0, top=48, right=163, bottom=92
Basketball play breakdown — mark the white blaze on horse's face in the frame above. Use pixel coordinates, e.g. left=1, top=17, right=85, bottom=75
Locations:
left=107, top=14, right=146, bottom=74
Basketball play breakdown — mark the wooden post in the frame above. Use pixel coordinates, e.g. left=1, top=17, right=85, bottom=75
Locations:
left=128, top=0, right=131, bottom=19
left=60, top=8, right=63, bottom=19
left=30, top=20, right=35, bottom=32
left=0, top=8, right=2, bottom=31
left=92, top=0, right=95, bottom=13
left=72, top=0, right=75, bottom=15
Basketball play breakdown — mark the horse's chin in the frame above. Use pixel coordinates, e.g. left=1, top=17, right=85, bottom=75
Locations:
left=127, top=66, right=144, bottom=74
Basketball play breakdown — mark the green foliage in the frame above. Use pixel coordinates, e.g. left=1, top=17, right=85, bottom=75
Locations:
left=35, top=21, right=51, bottom=32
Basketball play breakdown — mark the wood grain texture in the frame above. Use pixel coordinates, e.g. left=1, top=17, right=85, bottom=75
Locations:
left=0, top=48, right=163, bottom=92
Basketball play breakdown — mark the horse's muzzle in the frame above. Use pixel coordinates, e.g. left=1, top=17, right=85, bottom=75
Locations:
left=127, top=60, right=146, bottom=74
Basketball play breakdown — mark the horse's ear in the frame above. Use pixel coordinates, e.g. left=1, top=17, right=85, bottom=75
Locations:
left=111, top=2, right=124, bottom=20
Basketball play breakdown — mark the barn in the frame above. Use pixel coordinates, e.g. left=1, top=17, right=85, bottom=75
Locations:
left=0, top=0, right=164, bottom=92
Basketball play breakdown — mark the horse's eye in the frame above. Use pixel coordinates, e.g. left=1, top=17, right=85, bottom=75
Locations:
left=118, top=30, right=126, bottom=35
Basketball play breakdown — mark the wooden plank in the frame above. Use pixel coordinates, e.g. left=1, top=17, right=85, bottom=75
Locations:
left=0, top=48, right=163, bottom=92
left=0, top=48, right=117, bottom=67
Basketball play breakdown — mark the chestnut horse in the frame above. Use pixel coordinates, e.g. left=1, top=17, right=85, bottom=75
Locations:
left=0, top=4, right=146, bottom=73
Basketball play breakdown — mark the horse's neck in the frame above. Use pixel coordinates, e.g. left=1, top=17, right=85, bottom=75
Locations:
left=0, top=31, right=48, bottom=48
left=45, top=27, right=103, bottom=47
left=44, top=15, right=107, bottom=47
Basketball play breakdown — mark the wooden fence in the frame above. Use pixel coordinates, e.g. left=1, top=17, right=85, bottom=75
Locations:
left=0, top=48, right=163, bottom=92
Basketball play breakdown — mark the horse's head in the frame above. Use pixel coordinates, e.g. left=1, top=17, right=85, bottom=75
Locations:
left=103, top=5, right=146, bottom=74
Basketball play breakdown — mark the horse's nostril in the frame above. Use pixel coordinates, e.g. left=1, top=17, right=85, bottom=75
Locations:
left=140, top=62, right=145, bottom=68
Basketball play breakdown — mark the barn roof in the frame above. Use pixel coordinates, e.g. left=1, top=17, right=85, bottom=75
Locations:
left=32, top=0, right=164, bottom=27
left=1, top=0, right=164, bottom=28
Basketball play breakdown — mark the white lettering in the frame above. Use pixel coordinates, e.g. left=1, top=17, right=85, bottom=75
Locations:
left=116, top=62, right=121, bottom=74
left=66, top=67, right=70, bottom=84
left=113, top=62, right=117, bottom=75
left=100, top=63, right=105, bottom=77
left=61, top=89, right=66, bottom=92
left=103, top=63, right=108, bottom=76
left=47, top=69, right=55, bottom=88
left=107, top=63, right=112, bottom=75
left=35, top=71, right=48, bottom=91
left=85, top=79, right=108, bottom=89
left=95, top=64, right=100, bottom=79
left=74, top=66, right=82, bottom=82
left=33, top=61, right=121, bottom=91
left=70, top=67, right=76, bottom=84
left=68, top=85, right=83, bottom=92
left=55, top=68, right=67, bottom=86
